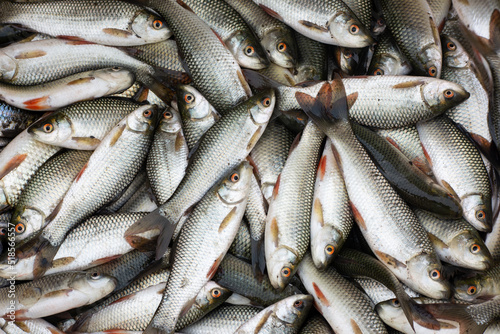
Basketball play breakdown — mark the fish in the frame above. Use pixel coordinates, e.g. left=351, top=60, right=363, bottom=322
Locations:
left=146, top=107, right=188, bottom=205
left=118, top=180, right=158, bottom=214
left=103, top=169, right=150, bottom=213
left=251, top=0, right=374, bottom=47
left=417, top=116, right=492, bottom=232
left=180, top=0, right=269, bottom=70
left=1, top=318, right=64, bottom=334
left=297, top=252, right=388, bottom=333
left=28, top=98, right=141, bottom=150
left=0, top=102, right=38, bottom=138
left=234, top=294, right=313, bottom=333
left=352, top=122, right=463, bottom=218
left=427, top=0, right=451, bottom=31
left=213, top=253, right=301, bottom=307
left=310, top=138, right=353, bottom=269
left=368, top=31, right=412, bottom=76
left=379, top=0, right=442, bottom=77
left=334, top=46, right=363, bottom=76
left=299, top=314, right=334, bottom=334
left=0, top=67, right=134, bottom=111
left=293, top=31, right=327, bottom=82
left=415, top=209, right=492, bottom=270
left=11, top=150, right=92, bottom=245
left=249, top=119, right=294, bottom=203
left=265, top=121, right=324, bottom=290
left=258, top=63, right=297, bottom=86
left=353, top=277, right=420, bottom=306
left=453, top=263, right=500, bottom=303
left=224, top=0, right=298, bottom=68
left=39, top=105, right=158, bottom=251
left=296, top=79, right=450, bottom=299
left=0, top=0, right=172, bottom=46
left=175, top=84, right=220, bottom=151
left=0, top=271, right=116, bottom=320
left=228, top=219, right=252, bottom=261
left=143, top=162, right=252, bottom=334
left=244, top=70, right=470, bottom=129
left=124, top=90, right=274, bottom=259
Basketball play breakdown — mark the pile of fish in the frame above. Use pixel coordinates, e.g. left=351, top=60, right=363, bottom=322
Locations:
left=0, top=0, right=500, bottom=333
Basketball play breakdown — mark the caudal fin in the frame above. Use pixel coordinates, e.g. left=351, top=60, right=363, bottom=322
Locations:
left=421, top=303, right=489, bottom=334
left=33, top=238, right=60, bottom=279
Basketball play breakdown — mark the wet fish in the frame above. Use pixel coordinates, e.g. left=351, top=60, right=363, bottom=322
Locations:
left=368, top=32, right=412, bottom=76
left=118, top=180, right=158, bottom=213
left=297, top=80, right=450, bottom=299
left=0, top=67, right=134, bottom=111
left=11, top=150, right=92, bottom=244
left=251, top=0, right=373, bottom=47
left=28, top=98, right=141, bottom=150
left=417, top=116, right=492, bottom=232
left=0, top=0, right=171, bottom=46
left=103, top=169, right=149, bottom=213
left=427, top=0, right=451, bottom=31
left=40, top=105, right=158, bottom=250
left=379, top=0, right=442, bottom=77
left=353, top=277, right=420, bottom=306
left=125, top=90, right=274, bottom=259
left=144, top=163, right=252, bottom=333
left=297, top=252, right=388, bottom=334
left=310, top=138, right=353, bottom=269
left=2, top=319, right=64, bottom=334
left=224, top=0, right=298, bottom=68
left=146, top=107, right=188, bottom=205
left=453, top=263, right=500, bottom=303
left=294, top=32, right=327, bottom=82
left=265, top=121, right=324, bottom=289
left=258, top=63, right=297, bottom=86
left=234, top=294, right=313, bottom=333
left=0, top=102, right=38, bottom=138
left=299, top=314, right=334, bottom=334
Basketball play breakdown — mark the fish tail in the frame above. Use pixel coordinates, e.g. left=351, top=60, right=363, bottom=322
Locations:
left=295, top=75, right=349, bottom=134
left=422, top=303, right=488, bottom=334
left=124, top=208, right=175, bottom=260
left=32, top=238, right=60, bottom=279
left=251, top=237, right=266, bottom=280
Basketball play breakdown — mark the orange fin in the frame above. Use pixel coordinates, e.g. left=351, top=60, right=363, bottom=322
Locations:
left=110, top=293, right=135, bottom=305
left=269, top=217, right=279, bottom=247
left=349, top=201, right=365, bottom=230
left=64, top=40, right=95, bottom=45
left=102, top=28, right=133, bottom=37
left=346, top=92, right=358, bottom=110
left=312, top=282, right=330, bottom=306
left=272, top=174, right=281, bottom=200
left=421, top=143, right=433, bottom=167
left=373, top=249, right=407, bottom=269
left=14, top=50, right=46, bottom=59
left=317, top=155, right=327, bottom=181
left=385, top=137, right=401, bottom=150
left=23, top=96, right=50, bottom=110
left=0, top=153, right=27, bottom=180
left=247, top=126, right=263, bottom=151
left=109, top=124, right=126, bottom=147
left=57, top=35, right=84, bottom=41
left=67, top=77, right=95, bottom=85
left=75, top=162, right=88, bottom=183
left=207, top=253, right=224, bottom=279
left=350, top=319, right=363, bottom=334
left=51, top=256, right=75, bottom=268
left=393, top=80, right=426, bottom=89
left=90, top=254, right=122, bottom=265
left=298, top=20, right=329, bottom=32
left=259, top=4, right=283, bottom=21
left=313, top=198, right=324, bottom=227
left=219, top=207, right=237, bottom=233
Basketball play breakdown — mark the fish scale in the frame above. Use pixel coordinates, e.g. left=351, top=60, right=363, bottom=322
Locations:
left=299, top=314, right=334, bottom=334
left=0, top=102, right=38, bottom=138
left=265, top=121, right=323, bottom=289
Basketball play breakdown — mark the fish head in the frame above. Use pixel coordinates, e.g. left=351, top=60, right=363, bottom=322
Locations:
left=28, top=112, right=73, bottom=145
left=248, top=89, right=275, bottom=125
left=127, top=104, right=159, bottom=133
left=441, top=35, right=469, bottom=69
left=261, top=28, right=297, bottom=68
left=0, top=51, right=16, bottom=81
left=226, top=31, right=270, bottom=70
left=176, top=85, right=219, bottom=122
left=131, top=10, right=172, bottom=43
left=71, top=271, right=117, bottom=304
left=449, top=232, right=492, bottom=270
left=267, top=247, right=298, bottom=290
left=310, top=225, right=342, bottom=270
left=159, top=107, right=182, bottom=134
left=11, top=206, right=44, bottom=243
left=422, top=80, right=470, bottom=114
left=453, top=273, right=486, bottom=302
left=462, top=194, right=492, bottom=232
left=196, top=281, right=232, bottom=312
left=93, top=67, right=135, bottom=94
left=218, top=162, right=253, bottom=204
left=369, top=53, right=412, bottom=76
left=407, top=253, right=450, bottom=299
left=375, top=298, right=414, bottom=333
left=335, top=47, right=360, bottom=76
left=329, top=13, right=374, bottom=48
left=274, top=294, right=313, bottom=326
left=418, top=44, right=442, bottom=77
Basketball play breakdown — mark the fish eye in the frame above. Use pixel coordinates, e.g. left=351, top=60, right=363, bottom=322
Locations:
left=444, top=90, right=455, bottom=99
left=377, top=18, right=384, bottom=26
left=429, top=269, right=441, bottom=280
left=262, top=97, right=271, bottom=107
left=391, top=299, right=400, bottom=307
left=281, top=267, right=291, bottom=278
left=184, top=93, right=194, bottom=103
left=143, top=109, right=153, bottom=118
left=90, top=272, right=101, bottom=280
left=111, top=66, right=121, bottom=71
left=0, top=227, right=5, bottom=236
left=325, top=245, right=335, bottom=255
left=163, top=110, right=173, bottom=119
left=374, top=68, right=384, bottom=75
left=344, top=51, right=353, bottom=59
left=428, top=66, right=437, bottom=77
left=15, top=223, right=25, bottom=234
left=245, top=46, right=255, bottom=56
left=211, top=289, right=221, bottom=298
left=467, top=285, right=477, bottom=295
left=277, top=42, right=287, bottom=52
left=470, top=244, right=481, bottom=254
left=293, top=300, right=304, bottom=309
left=230, top=173, right=239, bottom=182
left=152, top=19, right=163, bottom=30
left=350, top=24, right=360, bottom=34
left=447, top=42, right=456, bottom=51
left=476, top=210, right=485, bottom=220
left=43, top=123, right=54, bottom=133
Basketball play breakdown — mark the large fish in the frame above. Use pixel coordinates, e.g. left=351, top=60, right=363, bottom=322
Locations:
left=144, top=162, right=252, bottom=334
left=296, top=79, right=450, bottom=299
left=125, top=90, right=274, bottom=259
